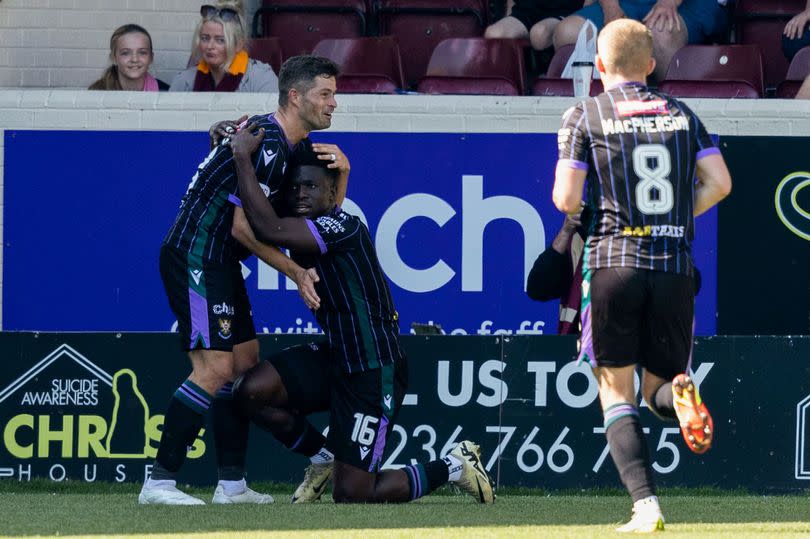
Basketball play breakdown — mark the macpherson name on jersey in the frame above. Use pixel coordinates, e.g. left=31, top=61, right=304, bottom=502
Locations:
left=602, top=115, right=689, bottom=135
left=622, top=224, right=685, bottom=238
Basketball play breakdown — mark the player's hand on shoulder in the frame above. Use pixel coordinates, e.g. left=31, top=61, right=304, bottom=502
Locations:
left=209, top=115, right=248, bottom=148
left=312, top=143, right=350, bottom=174
left=230, top=122, right=265, bottom=158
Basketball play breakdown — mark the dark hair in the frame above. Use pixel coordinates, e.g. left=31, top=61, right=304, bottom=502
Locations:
left=278, top=55, right=340, bottom=106
left=288, top=145, right=340, bottom=184
left=89, top=24, right=154, bottom=91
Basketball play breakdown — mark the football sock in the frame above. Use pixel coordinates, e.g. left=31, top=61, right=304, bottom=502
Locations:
left=310, top=447, right=335, bottom=464
left=604, top=403, right=656, bottom=502
left=648, top=382, right=677, bottom=420
left=444, top=454, right=464, bottom=482
left=152, top=380, right=211, bottom=479
left=217, top=478, right=247, bottom=496
left=212, top=382, right=249, bottom=481
left=403, top=460, right=450, bottom=501
left=269, top=415, right=327, bottom=457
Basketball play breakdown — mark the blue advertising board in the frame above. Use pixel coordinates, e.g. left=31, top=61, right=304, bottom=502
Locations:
left=3, top=130, right=718, bottom=334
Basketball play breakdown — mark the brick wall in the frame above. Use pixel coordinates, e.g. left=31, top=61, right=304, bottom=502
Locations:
left=0, top=0, right=262, bottom=89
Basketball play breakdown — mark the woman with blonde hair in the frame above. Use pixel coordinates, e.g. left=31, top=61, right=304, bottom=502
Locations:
left=89, top=24, right=168, bottom=91
left=170, top=2, right=278, bottom=92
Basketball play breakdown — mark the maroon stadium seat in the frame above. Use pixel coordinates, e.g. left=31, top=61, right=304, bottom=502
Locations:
left=312, top=36, right=406, bottom=92
left=776, top=46, right=810, bottom=98
left=530, top=78, right=603, bottom=97
left=416, top=38, right=526, bottom=95
left=660, top=45, right=764, bottom=98
left=247, top=37, right=283, bottom=74
left=335, top=75, right=399, bottom=93
left=377, top=0, right=487, bottom=88
left=735, top=0, right=805, bottom=90
left=252, top=0, right=367, bottom=59
left=657, top=80, right=761, bottom=99
left=530, top=44, right=604, bottom=96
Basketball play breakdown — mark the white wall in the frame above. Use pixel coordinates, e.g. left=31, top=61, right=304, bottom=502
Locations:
left=1, top=91, right=809, bottom=329
left=0, top=0, right=262, bottom=89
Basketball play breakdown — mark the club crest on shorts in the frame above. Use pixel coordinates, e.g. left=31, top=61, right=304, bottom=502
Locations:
left=217, top=318, right=232, bottom=339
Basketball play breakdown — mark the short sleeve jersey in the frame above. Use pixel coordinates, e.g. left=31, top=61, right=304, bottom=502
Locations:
left=557, top=82, right=719, bottom=276
left=164, top=113, right=305, bottom=264
left=292, top=207, right=406, bottom=374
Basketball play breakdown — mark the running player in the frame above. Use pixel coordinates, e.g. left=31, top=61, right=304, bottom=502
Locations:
left=229, top=128, right=495, bottom=505
left=552, top=19, right=731, bottom=532
left=139, top=56, right=344, bottom=505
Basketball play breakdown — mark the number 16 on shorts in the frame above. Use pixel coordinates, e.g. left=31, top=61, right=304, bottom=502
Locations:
left=351, top=413, right=380, bottom=450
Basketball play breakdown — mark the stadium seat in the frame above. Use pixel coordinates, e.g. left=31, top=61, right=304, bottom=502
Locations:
left=312, top=36, right=406, bottom=93
left=252, top=0, right=368, bottom=59
left=530, top=44, right=604, bottom=97
left=659, top=45, right=765, bottom=98
left=376, top=0, right=487, bottom=88
left=734, top=0, right=805, bottom=91
left=776, top=46, right=810, bottom=98
left=416, top=37, right=525, bottom=95
left=657, top=80, right=761, bottom=99
left=247, top=37, right=283, bottom=74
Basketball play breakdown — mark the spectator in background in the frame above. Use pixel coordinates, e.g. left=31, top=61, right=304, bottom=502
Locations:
left=170, top=2, right=278, bottom=92
left=552, top=0, right=729, bottom=81
left=89, top=24, right=168, bottom=91
left=485, top=0, right=589, bottom=52
left=783, top=0, right=810, bottom=61
left=526, top=204, right=591, bottom=335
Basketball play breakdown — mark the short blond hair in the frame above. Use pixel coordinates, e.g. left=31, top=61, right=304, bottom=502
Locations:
left=192, top=1, right=246, bottom=69
left=597, top=19, right=653, bottom=77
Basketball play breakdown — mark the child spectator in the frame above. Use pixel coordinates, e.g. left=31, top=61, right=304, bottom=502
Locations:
left=89, top=24, right=168, bottom=91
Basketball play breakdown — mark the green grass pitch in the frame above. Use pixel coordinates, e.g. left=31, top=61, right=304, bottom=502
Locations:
left=1, top=481, right=809, bottom=538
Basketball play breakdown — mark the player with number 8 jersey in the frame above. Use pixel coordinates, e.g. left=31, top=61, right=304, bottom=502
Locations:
left=556, top=75, right=716, bottom=276
left=552, top=19, right=731, bottom=532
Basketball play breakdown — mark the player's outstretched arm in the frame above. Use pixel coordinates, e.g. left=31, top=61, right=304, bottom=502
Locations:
left=694, top=153, right=732, bottom=217
left=312, top=142, right=350, bottom=207
left=232, top=207, right=321, bottom=310
left=230, top=125, right=321, bottom=254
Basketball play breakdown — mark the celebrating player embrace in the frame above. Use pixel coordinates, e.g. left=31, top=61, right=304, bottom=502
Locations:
left=229, top=125, right=495, bottom=505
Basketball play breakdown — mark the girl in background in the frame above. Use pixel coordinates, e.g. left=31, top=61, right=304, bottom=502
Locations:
left=89, top=24, right=168, bottom=91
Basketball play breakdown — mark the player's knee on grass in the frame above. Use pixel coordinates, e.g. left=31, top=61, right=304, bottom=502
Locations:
left=332, top=480, right=373, bottom=504
left=332, top=463, right=379, bottom=503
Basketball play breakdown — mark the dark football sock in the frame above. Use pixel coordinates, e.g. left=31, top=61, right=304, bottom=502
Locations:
left=212, top=382, right=249, bottom=481
left=648, top=382, right=677, bottom=420
left=284, top=418, right=326, bottom=457
left=152, top=380, right=211, bottom=480
left=604, top=403, right=656, bottom=502
left=403, top=460, right=450, bottom=501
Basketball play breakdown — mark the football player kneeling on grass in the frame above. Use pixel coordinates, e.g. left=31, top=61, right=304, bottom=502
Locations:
left=230, top=126, right=495, bottom=504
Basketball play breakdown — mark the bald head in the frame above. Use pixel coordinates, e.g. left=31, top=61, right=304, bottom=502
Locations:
left=596, top=19, right=654, bottom=79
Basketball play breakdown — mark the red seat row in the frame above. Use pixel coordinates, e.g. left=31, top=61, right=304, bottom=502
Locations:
left=735, top=0, right=806, bottom=91
left=247, top=0, right=810, bottom=97
left=252, top=0, right=487, bottom=87
left=251, top=35, right=810, bottom=98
